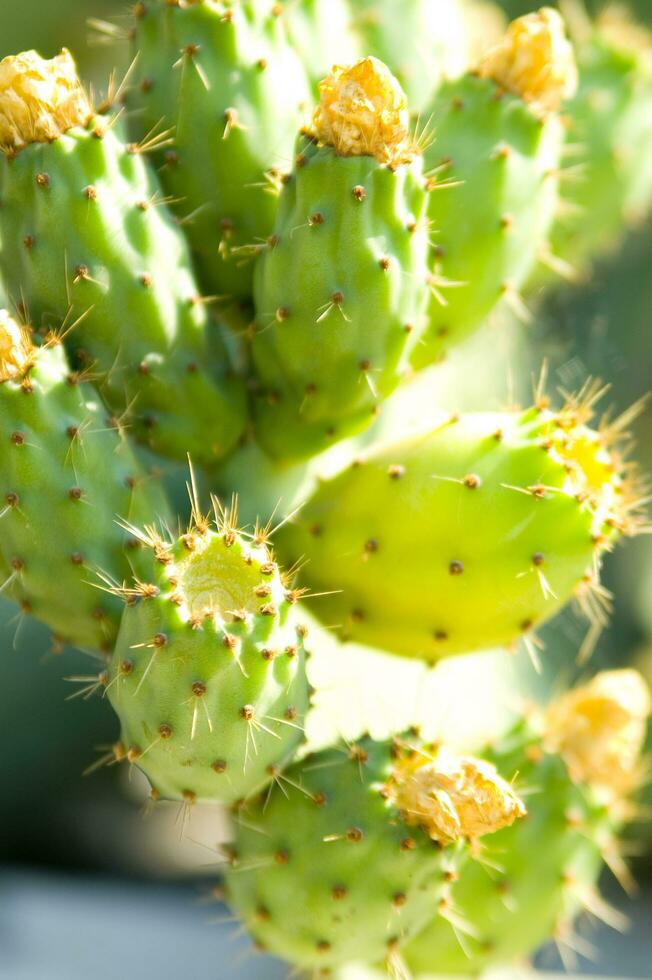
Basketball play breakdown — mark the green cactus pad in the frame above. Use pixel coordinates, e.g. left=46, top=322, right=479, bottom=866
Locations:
left=0, top=339, right=172, bottom=653
left=251, top=132, right=430, bottom=462
left=402, top=722, right=624, bottom=974
left=413, top=72, right=562, bottom=367
left=131, top=0, right=310, bottom=300
left=277, top=401, right=637, bottom=660
left=0, top=111, right=246, bottom=466
left=226, top=736, right=469, bottom=972
left=106, top=511, right=310, bottom=803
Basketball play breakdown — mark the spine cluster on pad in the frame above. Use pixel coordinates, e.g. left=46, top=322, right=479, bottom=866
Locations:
left=105, top=500, right=310, bottom=804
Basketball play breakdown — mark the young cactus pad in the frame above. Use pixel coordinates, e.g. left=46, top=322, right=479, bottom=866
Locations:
left=414, top=8, right=577, bottom=367
left=225, top=734, right=525, bottom=972
left=277, top=392, right=644, bottom=660
left=0, top=49, right=246, bottom=466
left=130, top=0, right=310, bottom=301
left=105, top=500, right=310, bottom=804
left=402, top=670, right=651, bottom=975
left=0, top=316, right=172, bottom=653
left=252, top=57, right=430, bottom=461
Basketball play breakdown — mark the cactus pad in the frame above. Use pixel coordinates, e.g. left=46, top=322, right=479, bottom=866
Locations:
left=106, top=502, right=310, bottom=803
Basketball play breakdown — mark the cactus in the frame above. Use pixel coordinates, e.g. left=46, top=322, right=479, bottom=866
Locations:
left=277, top=391, right=645, bottom=659
left=130, top=0, right=310, bottom=302
left=0, top=313, right=172, bottom=653
left=0, top=3, right=651, bottom=975
left=251, top=57, right=431, bottom=461
left=401, top=670, right=650, bottom=976
left=226, top=733, right=525, bottom=972
left=0, top=49, right=246, bottom=467
left=104, top=498, right=310, bottom=803
left=413, top=8, right=577, bottom=368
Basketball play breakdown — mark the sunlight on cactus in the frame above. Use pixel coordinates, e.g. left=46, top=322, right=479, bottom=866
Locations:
left=0, top=1, right=651, bottom=977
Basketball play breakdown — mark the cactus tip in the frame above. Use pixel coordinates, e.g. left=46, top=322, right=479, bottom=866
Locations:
left=0, top=48, right=92, bottom=153
left=0, top=310, right=33, bottom=381
left=312, top=56, right=414, bottom=166
left=390, top=746, right=527, bottom=845
left=545, top=669, right=651, bottom=800
left=479, top=7, right=578, bottom=115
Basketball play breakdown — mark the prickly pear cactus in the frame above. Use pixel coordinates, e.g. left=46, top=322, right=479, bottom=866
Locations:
left=0, top=314, right=172, bottom=653
left=278, top=390, right=645, bottom=659
left=251, top=58, right=430, bottom=461
left=0, top=50, right=246, bottom=466
left=402, top=670, right=650, bottom=976
left=130, top=0, right=311, bottom=301
left=414, top=8, right=577, bottom=367
left=226, top=734, right=525, bottom=972
left=105, top=500, right=310, bottom=803
left=0, top=3, right=651, bottom=977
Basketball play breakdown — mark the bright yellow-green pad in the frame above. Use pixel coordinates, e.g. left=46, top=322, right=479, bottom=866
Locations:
left=278, top=405, right=630, bottom=660
left=107, top=522, right=310, bottom=804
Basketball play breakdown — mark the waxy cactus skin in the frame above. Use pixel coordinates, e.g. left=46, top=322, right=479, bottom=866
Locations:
left=131, top=0, right=310, bottom=300
left=0, top=336, right=172, bottom=653
left=0, top=109, right=246, bottom=466
left=251, top=58, right=430, bottom=462
left=415, top=7, right=578, bottom=366
left=347, top=0, right=470, bottom=112
left=403, top=670, right=651, bottom=975
left=404, top=721, right=608, bottom=975
left=278, top=401, right=637, bottom=660
left=0, top=5, right=650, bottom=975
left=106, top=513, right=310, bottom=804
left=226, top=734, right=525, bottom=972
left=414, top=72, right=562, bottom=365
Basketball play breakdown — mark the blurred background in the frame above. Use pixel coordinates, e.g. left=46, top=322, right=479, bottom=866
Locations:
left=1, top=1, right=652, bottom=978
